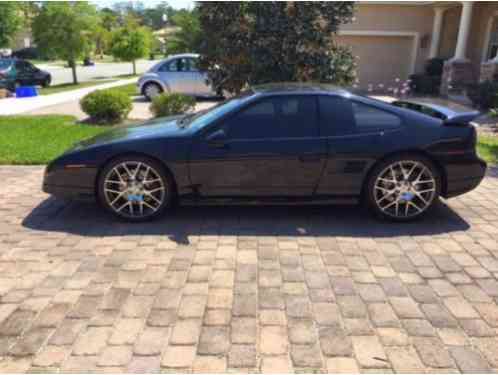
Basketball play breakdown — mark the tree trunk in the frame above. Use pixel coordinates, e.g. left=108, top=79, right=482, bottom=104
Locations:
left=132, top=60, right=136, bottom=76
left=70, top=60, right=78, bottom=85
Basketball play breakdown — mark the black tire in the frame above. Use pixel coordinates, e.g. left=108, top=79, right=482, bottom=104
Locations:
left=42, top=76, right=51, bottom=88
left=143, top=82, right=163, bottom=101
left=97, top=156, right=175, bottom=222
left=365, top=154, right=441, bottom=222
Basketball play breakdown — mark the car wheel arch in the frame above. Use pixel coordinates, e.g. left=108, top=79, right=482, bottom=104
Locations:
left=94, top=152, right=179, bottom=203
left=359, top=149, right=448, bottom=202
left=141, top=80, right=168, bottom=95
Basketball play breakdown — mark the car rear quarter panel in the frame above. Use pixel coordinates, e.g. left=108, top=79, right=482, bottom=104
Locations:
left=316, top=110, right=445, bottom=196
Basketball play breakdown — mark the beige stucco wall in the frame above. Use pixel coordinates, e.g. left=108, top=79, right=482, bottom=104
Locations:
left=340, top=3, right=435, bottom=74
left=439, top=6, right=460, bottom=60
left=338, top=2, right=498, bottom=84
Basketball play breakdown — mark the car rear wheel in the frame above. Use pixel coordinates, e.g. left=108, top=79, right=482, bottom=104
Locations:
left=143, top=82, right=162, bottom=101
left=366, top=155, right=441, bottom=222
left=98, top=156, right=173, bottom=222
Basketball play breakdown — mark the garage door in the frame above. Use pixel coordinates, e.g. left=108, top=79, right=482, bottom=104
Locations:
left=336, top=35, right=414, bottom=89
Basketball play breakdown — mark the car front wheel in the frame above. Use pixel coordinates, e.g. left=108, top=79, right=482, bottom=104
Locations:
left=98, top=156, right=173, bottom=222
left=366, top=155, right=441, bottom=222
left=42, top=76, right=51, bottom=88
left=143, top=82, right=163, bottom=101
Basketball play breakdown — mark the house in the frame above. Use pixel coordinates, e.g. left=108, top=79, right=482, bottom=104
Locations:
left=337, top=1, right=498, bottom=94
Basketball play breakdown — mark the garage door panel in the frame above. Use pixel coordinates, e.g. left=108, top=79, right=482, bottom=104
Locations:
left=337, top=35, right=413, bottom=89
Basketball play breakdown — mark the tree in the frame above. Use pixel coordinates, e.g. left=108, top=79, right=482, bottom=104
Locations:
left=0, top=2, right=22, bottom=48
left=198, top=2, right=357, bottom=94
left=32, top=2, right=98, bottom=84
left=110, top=20, right=152, bottom=75
left=94, top=24, right=112, bottom=59
left=99, top=7, right=120, bottom=31
left=142, top=2, right=175, bottom=30
left=165, top=9, right=202, bottom=54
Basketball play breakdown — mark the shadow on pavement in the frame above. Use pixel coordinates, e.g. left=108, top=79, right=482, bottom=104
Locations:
left=23, top=198, right=470, bottom=244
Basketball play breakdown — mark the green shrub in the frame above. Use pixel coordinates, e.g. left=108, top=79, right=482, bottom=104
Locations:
left=150, top=93, right=196, bottom=118
left=409, top=57, right=446, bottom=95
left=80, top=89, right=132, bottom=124
left=467, top=80, right=498, bottom=110
left=409, top=74, right=441, bottom=95
left=425, top=58, right=445, bottom=76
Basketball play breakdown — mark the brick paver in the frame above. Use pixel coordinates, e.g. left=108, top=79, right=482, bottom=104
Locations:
left=0, top=165, right=498, bottom=372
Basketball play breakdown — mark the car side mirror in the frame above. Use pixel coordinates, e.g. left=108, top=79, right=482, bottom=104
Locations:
left=206, top=129, right=228, bottom=148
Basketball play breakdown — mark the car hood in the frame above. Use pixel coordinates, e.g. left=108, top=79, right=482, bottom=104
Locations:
left=74, top=116, right=186, bottom=150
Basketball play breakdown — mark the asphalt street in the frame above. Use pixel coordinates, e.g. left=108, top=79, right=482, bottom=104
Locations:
left=41, top=59, right=161, bottom=85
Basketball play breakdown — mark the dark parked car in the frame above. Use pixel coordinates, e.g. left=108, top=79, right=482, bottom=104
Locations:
left=43, top=83, right=486, bottom=222
left=0, top=58, right=51, bottom=91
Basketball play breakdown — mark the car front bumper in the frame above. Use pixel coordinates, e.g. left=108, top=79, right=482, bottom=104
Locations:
left=43, top=165, right=98, bottom=202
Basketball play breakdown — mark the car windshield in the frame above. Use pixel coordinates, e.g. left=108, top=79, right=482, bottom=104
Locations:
left=182, top=90, right=255, bottom=131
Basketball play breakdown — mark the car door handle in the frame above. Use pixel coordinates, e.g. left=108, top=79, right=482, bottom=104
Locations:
left=207, top=140, right=230, bottom=149
left=299, top=154, right=322, bottom=163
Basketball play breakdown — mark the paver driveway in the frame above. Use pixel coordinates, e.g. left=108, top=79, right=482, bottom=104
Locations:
left=1, top=165, right=498, bottom=373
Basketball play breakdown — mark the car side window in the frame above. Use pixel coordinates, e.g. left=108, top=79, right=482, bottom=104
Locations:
left=159, top=58, right=187, bottom=72
left=25, top=62, right=36, bottom=72
left=352, top=101, right=401, bottom=132
left=225, top=96, right=318, bottom=140
left=158, top=60, right=171, bottom=72
left=188, top=58, right=199, bottom=72
left=318, top=96, right=355, bottom=136
left=15, top=61, right=24, bottom=71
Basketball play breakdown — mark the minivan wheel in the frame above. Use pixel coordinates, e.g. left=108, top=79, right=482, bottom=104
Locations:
left=366, top=155, right=441, bottom=222
left=143, top=82, right=162, bottom=101
left=98, top=156, right=173, bottom=222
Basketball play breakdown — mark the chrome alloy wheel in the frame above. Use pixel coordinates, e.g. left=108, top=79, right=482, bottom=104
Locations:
left=144, top=83, right=161, bottom=99
left=103, top=161, right=167, bottom=218
left=373, top=160, right=436, bottom=219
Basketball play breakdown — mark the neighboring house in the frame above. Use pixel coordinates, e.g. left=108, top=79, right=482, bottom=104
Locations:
left=11, top=30, right=33, bottom=51
left=337, top=1, right=498, bottom=94
left=153, top=26, right=181, bottom=53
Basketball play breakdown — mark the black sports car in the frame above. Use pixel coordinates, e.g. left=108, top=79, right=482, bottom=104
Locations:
left=43, top=83, right=486, bottom=222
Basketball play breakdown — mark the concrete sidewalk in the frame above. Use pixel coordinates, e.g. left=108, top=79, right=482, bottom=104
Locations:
left=0, top=78, right=137, bottom=116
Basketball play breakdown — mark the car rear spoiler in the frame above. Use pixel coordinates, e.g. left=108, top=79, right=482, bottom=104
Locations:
left=443, top=111, right=481, bottom=126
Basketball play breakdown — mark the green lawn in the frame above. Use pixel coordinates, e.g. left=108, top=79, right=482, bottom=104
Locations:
left=104, top=82, right=138, bottom=97
left=38, top=80, right=116, bottom=96
left=477, top=134, right=498, bottom=165
left=0, top=115, right=107, bottom=165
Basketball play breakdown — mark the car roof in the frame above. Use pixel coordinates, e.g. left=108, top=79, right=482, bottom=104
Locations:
left=165, top=53, right=199, bottom=60
left=252, top=82, right=351, bottom=96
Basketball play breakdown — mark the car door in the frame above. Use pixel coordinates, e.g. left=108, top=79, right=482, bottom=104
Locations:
left=25, top=62, right=45, bottom=85
left=157, top=58, right=197, bottom=94
left=189, top=95, right=327, bottom=197
left=188, top=58, right=213, bottom=96
left=14, top=61, right=29, bottom=85
left=316, top=95, right=401, bottom=196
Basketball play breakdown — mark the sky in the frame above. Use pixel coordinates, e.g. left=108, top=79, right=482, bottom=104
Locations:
left=91, top=0, right=194, bottom=10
